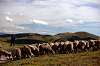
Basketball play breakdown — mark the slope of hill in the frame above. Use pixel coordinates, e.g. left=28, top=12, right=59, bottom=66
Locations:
left=0, top=32, right=99, bottom=44
left=0, top=33, right=56, bottom=44
left=1, top=50, right=100, bottom=66
left=0, top=32, right=5, bottom=35
left=55, top=32, right=99, bottom=41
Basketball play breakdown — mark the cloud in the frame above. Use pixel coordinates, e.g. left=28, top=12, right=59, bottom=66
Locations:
left=0, top=15, right=27, bottom=34
left=5, top=16, right=13, bottom=22
left=76, top=6, right=100, bottom=22
left=15, top=25, right=25, bottom=30
left=0, top=0, right=100, bottom=35
left=83, top=0, right=100, bottom=4
left=32, top=19, right=48, bottom=25
left=1, top=0, right=100, bottom=24
left=66, top=19, right=73, bottom=23
left=0, top=24, right=25, bottom=34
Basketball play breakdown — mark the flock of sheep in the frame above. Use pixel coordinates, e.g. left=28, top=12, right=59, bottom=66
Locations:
left=0, top=39, right=100, bottom=62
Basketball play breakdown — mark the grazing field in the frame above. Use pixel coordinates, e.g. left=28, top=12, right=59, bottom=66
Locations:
left=1, top=50, right=100, bottom=66
left=0, top=42, right=100, bottom=66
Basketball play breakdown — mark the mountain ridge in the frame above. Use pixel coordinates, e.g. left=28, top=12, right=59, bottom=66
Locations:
left=0, top=31, right=99, bottom=44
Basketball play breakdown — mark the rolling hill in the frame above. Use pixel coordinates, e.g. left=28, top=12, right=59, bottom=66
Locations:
left=0, top=32, right=5, bottom=35
left=55, top=32, right=100, bottom=41
left=0, top=32, right=99, bottom=44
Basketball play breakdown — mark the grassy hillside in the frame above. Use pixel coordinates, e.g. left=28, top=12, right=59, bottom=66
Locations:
left=0, top=42, right=100, bottom=66
left=0, top=33, right=56, bottom=44
left=0, top=32, right=99, bottom=44
left=55, top=32, right=99, bottom=41
left=1, top=50, right=100, bottom=66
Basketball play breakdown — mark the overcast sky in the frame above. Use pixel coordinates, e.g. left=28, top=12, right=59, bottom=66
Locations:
left=0, top=0, right=100, bottom=35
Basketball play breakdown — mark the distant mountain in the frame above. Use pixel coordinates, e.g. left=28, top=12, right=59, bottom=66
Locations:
left=0, top=33, right=56, bottom=44
left=0, top=32, right=99, bottom=44
left=55, top=32, right=99, bottom=41
left=0, top=32, right=5, bottom=35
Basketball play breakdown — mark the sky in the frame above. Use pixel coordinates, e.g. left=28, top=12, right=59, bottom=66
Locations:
left=0, top=0, right=100, bottom=35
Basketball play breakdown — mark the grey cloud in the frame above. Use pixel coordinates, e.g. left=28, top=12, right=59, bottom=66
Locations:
left=0, top=0, right=100, bottom=35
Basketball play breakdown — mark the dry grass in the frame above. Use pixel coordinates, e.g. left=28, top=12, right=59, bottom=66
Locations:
left=0, top=41, right=100, bottom=66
